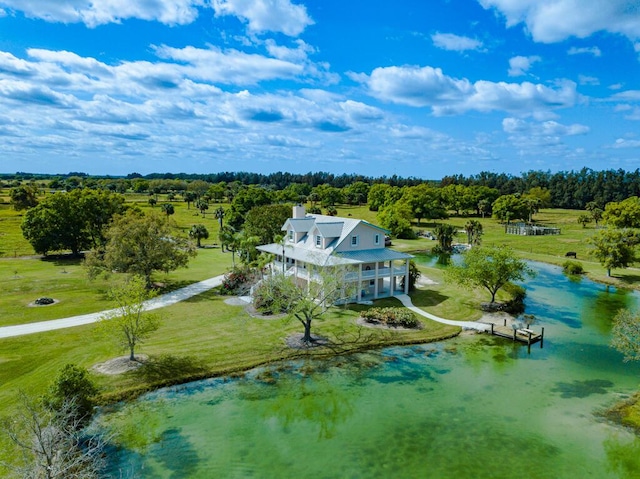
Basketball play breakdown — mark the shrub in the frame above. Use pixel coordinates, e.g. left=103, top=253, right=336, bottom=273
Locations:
left=361, top=307, right=421, bottom=328
left=220, top=265, right=258, bottom=295
left=43, top=364, right=98, bottom=425
left=562, top=260, right=584, bottom=275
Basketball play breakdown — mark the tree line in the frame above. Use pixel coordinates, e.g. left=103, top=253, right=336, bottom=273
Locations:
left=5, top=167, right=640, bottom=210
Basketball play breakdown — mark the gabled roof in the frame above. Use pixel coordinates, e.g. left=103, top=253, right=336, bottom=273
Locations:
left=282, top=217, right=315, bottom=233
left=264, top=209, right=400, bottom=266
left=314, top=222, right=344, bottom=238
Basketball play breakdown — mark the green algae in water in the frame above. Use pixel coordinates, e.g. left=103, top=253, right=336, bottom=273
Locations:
left=97, top=262, right=640, bottom=478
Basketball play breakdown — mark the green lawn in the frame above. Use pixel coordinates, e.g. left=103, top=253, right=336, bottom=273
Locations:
left=2, top=196, right=640, bottom=468
left=0, top=287, right=460, bottom=468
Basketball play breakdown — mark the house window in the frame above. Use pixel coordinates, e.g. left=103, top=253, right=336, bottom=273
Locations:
left=288, top=230, right=293, bottom=241
left=351, top=235, right=359, bottom=246
left=316, top=235, right=322, bottom=247
left=374, top=234, right=380, bottom=245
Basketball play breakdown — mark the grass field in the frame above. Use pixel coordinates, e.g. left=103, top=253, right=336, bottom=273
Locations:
left=1, top=189, right=639, bottom=468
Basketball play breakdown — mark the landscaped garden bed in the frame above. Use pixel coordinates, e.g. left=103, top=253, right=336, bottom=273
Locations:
left=361, top=307, right=422, bottom=329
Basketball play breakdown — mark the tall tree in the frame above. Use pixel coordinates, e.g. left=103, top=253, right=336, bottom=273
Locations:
left=377, top=203, right=414, bottom=238
left=603, top=197, right=640, bottom=228
left=160, top=203, right=174, bottom=217
left=244, top=204, right=291, bottom=245
left=183, top=191, right=197, bottom=209
left=10, top=184, right=39, bottom=210
left=447, top=245, right=535, bottom=303
left=195, top=199, right=209, bottom=217
left=86, top=211, right=196, bottom=287
left=433, top=223, right=458, bottom=253
left=214, top=206, right=226, bottom=229
left=491, top=194, right=529, bottom=223
left=21, top=189, right=125, bottom=256
left=464, top=220, right=483, bottom=246
left=252, top=266, right=356, bottom=343
left=189, top=224, right=209, bottom=248
left=588, top=228, right=639, bottom=277
left=97, top=276, right=160, bottom=361
left=219, top=224, right=236, bottom=256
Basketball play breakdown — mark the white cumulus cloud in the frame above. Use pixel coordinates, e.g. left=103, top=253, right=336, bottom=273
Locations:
left=357, top=64, right=577, bottom=115
left=613, top=138, right=640, bottom=148
left=568, top=46, right=602, bottom=57
left=212, top=0, right=313, bottom=36
left=479, top=0, right=640, bottom=44
left=0, top=0, right=204, bottom=27
left=503, top=118, right=589, bottom=136
left=431, top=33, right=484, bottom=51
left=508, top=55, right=540, bottom=76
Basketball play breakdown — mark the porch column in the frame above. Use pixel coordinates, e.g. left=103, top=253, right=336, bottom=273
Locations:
left=374, top=262, right=379, bottom=299
left=404, top=258, right=410, bottom=294
left=391, top=261, right=396, bottom=293
left=357, top=264, right=363, bottom=302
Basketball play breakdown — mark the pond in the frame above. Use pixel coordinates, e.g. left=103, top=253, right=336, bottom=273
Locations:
left=95, top=262, right=640, bottom=478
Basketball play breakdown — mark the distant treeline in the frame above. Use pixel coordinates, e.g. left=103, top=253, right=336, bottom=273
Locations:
left=3, top=167, right=640, bottom=210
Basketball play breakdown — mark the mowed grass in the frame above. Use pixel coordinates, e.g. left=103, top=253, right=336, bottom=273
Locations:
left=2, top=193, right=640, bottom=465
left=0, top=248, right=233, bottom=327
left=0, top=287, right=459, bottom=467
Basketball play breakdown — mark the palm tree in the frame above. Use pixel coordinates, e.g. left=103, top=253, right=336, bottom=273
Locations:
left=433, top=223, right=457, bottom=253
left=219, top=225, right=235, bottom=256
left=183, top=191, right=197, bottom=209
left=214, top=206, right=225, bottom=229
left=160, top=203, right=174, bottom=217
left=464, top=220, right=483, bottom=246
left=195, top=199, right=208, bottom=217
left=189, top=224, right=209, bottom=248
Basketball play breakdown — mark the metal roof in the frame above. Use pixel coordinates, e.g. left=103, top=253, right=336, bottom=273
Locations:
left=283, top=217, right=315, bottom=233
left=314, top=222, right=344, bottom=238
left=257, top=243, right=357, bottom=266
left=257, top=243, right=412, bottom=266
left=336, top=248, right=413, bottom=262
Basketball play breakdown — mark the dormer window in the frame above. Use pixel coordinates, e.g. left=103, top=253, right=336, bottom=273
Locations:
left=351, top=235, right=359, bottom=247
left=288, top=230, right=293, bottom=241
left=316, top=235, right=322, bottom=247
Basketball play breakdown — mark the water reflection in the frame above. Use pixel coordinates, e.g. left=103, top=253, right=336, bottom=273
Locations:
left=241, top=362, right=356, bottom=440
left=96, top=260, right=640, bottom=479
left=583, top=286, right=634, bottom=335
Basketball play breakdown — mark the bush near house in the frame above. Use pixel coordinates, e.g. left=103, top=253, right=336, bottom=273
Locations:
left=361, top=307, right=421, bottom=329
left=220, top=266, right=258, bottom=295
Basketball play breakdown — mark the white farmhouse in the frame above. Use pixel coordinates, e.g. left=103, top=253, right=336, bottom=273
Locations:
left=256, top=205, right=413, bottom=303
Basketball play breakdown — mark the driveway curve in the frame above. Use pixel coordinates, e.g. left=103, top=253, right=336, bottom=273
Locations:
left=0, top=278, right=489, bottom=339
left=395, top=294, right=490, bottom=332
left=0, top=275, right=224, bottom=339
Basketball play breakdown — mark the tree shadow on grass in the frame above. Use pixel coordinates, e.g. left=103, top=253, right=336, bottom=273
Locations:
left=181, top=289, right=220, bottom=303
left=615, top=273, right=640, bottom=285
left=409, top=289, right=449, bottom=308
left=41, top=255, right=84, bottom=267
left=134, top=354, right=209, bottom=384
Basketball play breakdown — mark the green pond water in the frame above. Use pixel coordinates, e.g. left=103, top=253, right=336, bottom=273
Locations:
left=96, top=262, right=640, bottom=478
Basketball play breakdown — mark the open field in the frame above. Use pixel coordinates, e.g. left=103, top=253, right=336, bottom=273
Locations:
left=2, top=191, right=640, bottom=467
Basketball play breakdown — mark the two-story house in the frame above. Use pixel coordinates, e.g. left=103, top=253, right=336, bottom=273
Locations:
left=256, top=205, right=413, bottom=303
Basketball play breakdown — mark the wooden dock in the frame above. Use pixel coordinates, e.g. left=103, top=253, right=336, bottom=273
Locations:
left=484, top=321, right=544, bottom=351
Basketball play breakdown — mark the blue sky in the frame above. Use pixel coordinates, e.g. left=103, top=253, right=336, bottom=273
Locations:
left=0, top=0, right=639, bottom=179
